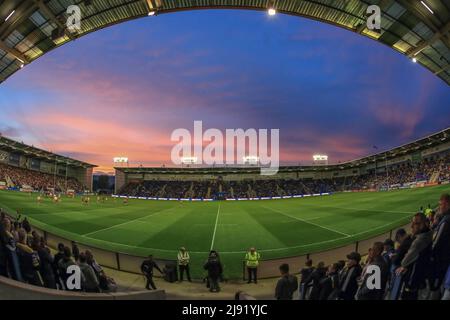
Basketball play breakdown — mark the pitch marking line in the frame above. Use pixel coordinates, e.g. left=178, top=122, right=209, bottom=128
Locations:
left=262, top=205, right=351, bottom=237
left=81, top=206, right=179, bottom=237
left=298, top=202, right=414, bottom=215
left=210, top=203, right=221, bottom=250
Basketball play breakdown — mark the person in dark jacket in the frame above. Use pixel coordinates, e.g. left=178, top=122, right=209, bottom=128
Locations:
left=303, top=261, right=326, bottom=300
left=72, top=241, right=80, bottom=262
left=275, top=263, right=298, bottom=300
left=356, top=242, right=389, bottom=300
left=58, top=246, right=77, bottom=290
left=396, top=212, right=432, bottom=300
left=203, top=250, right=223, bottom=292
left=79, top=252, right=100, bottom=292
left=21, top=217, right=31, bottom=234
left=430, top=193, right=450, bottom=299
left=299, top=259, right=314, bottom=299
left=141, top=255, right=163, bottom=290
left=391, top=228, right=414, bottom=268
left=53, top=243, right=66, bottom=289
left=318, top=263, right=340, bottom=300
left=31, top=237, right=56, bottom=289
left=0, top=219, right=9, bottom=277
left=338, top=252, right=362, bottom=300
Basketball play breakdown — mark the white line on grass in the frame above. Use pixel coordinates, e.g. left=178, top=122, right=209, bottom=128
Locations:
left=262, top=205, right=351, bottom=237
left=298, top=202, right=414, bottom=215
left=81, top=206, right=178, bottom=237
left=210, top=203, right=221, bottom=250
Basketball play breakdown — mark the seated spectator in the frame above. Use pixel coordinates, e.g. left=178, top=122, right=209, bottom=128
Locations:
left=53, top=243, right=66, bottom=289
left=78, top=252, right=100, bottom=292
left=15, top=228, right=43, bottom=286
left=31, top=236, right=56, bottom=289
left=338, top=252, right=362, bottom=300
left=275, top=263, right=298, bottom=300
left=58, top=246, right=77, bottom=290
left=86, top=250, right=116, bottom=292
left=356, top=242, right=388, bottom=300
left=396, top=212, right=432, bottom=300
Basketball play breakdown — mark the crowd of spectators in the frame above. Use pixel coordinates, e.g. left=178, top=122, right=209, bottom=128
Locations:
left=0, top=163, right=83, bottom=192
left=0, top=210, right=116, bottom=293
left=272, top=193, right=450, bottom=300
left=118, top=154, right=449, bottom=199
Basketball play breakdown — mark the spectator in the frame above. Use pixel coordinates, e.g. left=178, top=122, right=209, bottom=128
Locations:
left=275, top=263, right=298, bottom=300
left=58, top=246, right=77, bottom=290
left=31, top=237, right=56, bottom=289
left=299, top=259, right=314, bottom=299
left=78, top=252, right=99, bottom=292
left=15, top=228, right=43, bottom=286
left=177, top=246, right=191, bottom=282
left=86, top=250, right=115, bottom=292
left=396, top=213, right=432, bottom=300
left=429, top=193, right=450, bottom=299
left=53, top=243, right=66, bottom=289
left=21, top=217, right=31, bottom=234
left=391, top=228, right=413, bottom=269
left=356, top=242, right=388, bottom=300
left=318, top=263, right=340, bottom=300
left=338, top=252, right=362, bottom=300
left=1, top=218, right=22, bottom=281
left=72, top=241, right=80, bottom=262
left=141, top=254, right=163, bottom=290
left=244, top=247, right=260, bottom=284
left=304, top=261, right=326, bottom=300
left=204, top=250, right=223, bottom=293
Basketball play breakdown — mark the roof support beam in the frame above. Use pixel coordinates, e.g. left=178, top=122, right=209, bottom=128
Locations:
left=0, top=2, right=39, bottom=40
left=33, top=0, right=75, bottom=40
left=408, top=21, right=450, bottom=57
left=0, top=40, right=29, bottom=63
left=435, top=63, right=450, bottom=75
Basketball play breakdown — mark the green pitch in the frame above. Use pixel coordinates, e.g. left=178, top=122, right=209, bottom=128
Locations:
left=0, top=184, right=448, bottom=279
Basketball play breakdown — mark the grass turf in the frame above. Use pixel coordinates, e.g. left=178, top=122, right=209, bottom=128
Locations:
left=0, top=184, right=448, bottom=279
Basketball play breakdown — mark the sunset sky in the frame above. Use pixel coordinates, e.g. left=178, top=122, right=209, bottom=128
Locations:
left=0, top=10, right=449, bottom=174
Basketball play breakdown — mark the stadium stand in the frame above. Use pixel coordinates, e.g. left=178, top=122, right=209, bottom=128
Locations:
left=117, top=153, right=450, bottom=199
left=0, top=135, right=95, bottom=193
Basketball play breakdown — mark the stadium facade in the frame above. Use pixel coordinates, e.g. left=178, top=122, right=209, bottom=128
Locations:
left=0, top=135, right=96, bottom=191
left=115, top=127, right=450, bottom=196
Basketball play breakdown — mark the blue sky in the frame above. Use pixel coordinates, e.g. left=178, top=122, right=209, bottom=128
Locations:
left=0, top=10, right=449, bottom=172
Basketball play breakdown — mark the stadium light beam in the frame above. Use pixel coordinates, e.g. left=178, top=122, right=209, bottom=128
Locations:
left=268, top=8, right=276, bottom=16
left=412, top=57, right=417, bottom=63
left=148, top=10, right=156, bottom=16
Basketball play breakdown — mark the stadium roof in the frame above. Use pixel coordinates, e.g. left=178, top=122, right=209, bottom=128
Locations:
left=116, top=127, right=450, bottom=174
left=0, top=135, right=96, bottom=168
left=0, top=0, right=449, bottom=85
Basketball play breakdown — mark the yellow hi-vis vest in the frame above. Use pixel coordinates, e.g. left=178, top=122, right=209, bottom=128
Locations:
left=245, top=251, right=260, bottom=268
